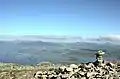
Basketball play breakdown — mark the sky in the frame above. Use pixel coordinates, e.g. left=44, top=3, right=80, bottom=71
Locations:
left=0, top=0, right=120, bottom=38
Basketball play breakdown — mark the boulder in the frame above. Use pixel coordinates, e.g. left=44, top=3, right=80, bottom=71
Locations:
left=70, top=64, right=78, bottom=69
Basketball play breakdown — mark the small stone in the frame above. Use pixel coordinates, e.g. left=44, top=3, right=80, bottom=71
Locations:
left=81, top=77, right=86, bottom=79
left=80, top=72, right=85, bottom=76
left=59, top=66, right=66, bottom=71
left=66, top=67, right=73, bottom=72
left=36, top=71, right=43, bottom=75
left=70, top=64, right=78, bottom=69
left=86, top=72, right=93, bottom=77
left=42, top=75, right=47, bottom=79
left=106, top=62, right=115, bottom=68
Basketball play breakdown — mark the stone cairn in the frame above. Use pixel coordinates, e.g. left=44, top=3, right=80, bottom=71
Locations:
left=34, top=50, right=119, bottom=79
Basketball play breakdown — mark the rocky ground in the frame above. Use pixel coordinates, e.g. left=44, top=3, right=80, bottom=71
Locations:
left=0, top=61, right=120, bottom=79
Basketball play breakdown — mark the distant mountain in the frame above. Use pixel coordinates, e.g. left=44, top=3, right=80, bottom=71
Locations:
left=0, top=35, right=82, bottom=42
left=0, top=35, right=120, bottom=44
left=0, top=40, right=120, bottom=65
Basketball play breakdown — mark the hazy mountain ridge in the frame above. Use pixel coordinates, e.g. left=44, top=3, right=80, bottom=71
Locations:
left=0, top=40, right=120, bottom=65
left=0, top=35, right=120, bottom=44
left=0, top=35, right=82, bottom=42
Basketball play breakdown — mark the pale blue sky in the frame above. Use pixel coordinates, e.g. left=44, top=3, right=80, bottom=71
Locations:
left=0, top=0, right=120, bottom=37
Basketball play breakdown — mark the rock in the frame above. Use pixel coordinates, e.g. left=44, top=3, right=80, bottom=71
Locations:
left=82, top=68, right=87, bottom=72
left=42, top=75, right=47, bottom=79
left=81, top=77, right=86, bottom=79
left=66, top=67, right=73, bottom=72
left=107, top=62, right=116, bottom=68
left=34, top=71, right=43, bottom=79
left=34, top=75, right=42, bottom=79
left=103, top=74, right=109, bottom=79
left=108, top=77, right=114, bottom=79
left=61, top=74, right=69, bottom=79
left=95, top=74, right=102, bottom=78
left=36, top=71, right=43, bottom=75
left=33, top=51, right=119, bottom=79
left=70, top=64, right=78, bottom=69
left=80, top=72, right=85, bottom=76
left=59, top=66, right=66, bottom=72
left=86, top=72, right=93, bottom=78
left=85, top=63, right=94, bottom=69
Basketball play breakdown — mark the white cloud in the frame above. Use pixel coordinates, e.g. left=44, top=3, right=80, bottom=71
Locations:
left=98, top=35, right=120, bottom=42
left=0, top=35, right=120, bottom=43
left=85, top=35, right=120, bottom=44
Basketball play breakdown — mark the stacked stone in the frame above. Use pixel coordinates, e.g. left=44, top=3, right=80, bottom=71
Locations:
left=34, top=62, right=119, bottom=79
left=73, top=62, right=118, bottom=79
left=34, top=50, right=119, bottom=79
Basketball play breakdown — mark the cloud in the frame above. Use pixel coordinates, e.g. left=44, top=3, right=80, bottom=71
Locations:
left=0, top=35, right=83, bottom=42
left=97, top=35, right=120, bottom=42
left=0, top=35, right=120, bottom=43
left=86, top=35, right=120, bottom=44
